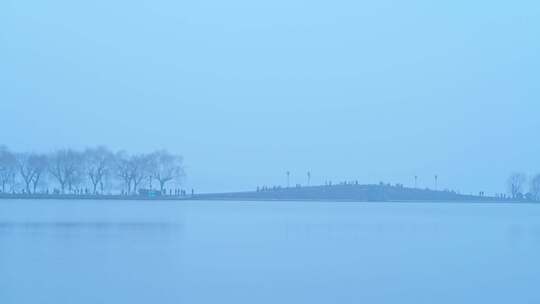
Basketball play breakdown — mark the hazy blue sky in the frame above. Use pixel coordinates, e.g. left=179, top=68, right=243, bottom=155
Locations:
left=1, top=0, right=539, bottom=193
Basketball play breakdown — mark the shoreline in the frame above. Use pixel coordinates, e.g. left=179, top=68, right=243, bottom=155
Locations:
left=0, top=184, right=532, bottom=204
left=0, top=194, right=532, bottom=204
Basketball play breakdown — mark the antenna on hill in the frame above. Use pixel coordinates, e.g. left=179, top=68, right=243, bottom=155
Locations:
left=307, top=171, right=311, bottom=186
left=414, top=176, right=418, bottom=189
left=286, top=171, right=290, bottom=188
left=435, top=175, right=438, bottom=191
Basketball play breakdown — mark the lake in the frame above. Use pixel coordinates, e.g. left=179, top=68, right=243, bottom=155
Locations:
left=1, top=199, right=539, bottom=304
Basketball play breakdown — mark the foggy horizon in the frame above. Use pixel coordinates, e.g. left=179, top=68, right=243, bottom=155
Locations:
left=2, top=0, right=539, bottom=194
left=3, top=2, right=540, bottom=304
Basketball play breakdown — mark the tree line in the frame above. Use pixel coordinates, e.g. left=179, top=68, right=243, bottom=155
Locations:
left=507, top=173, right=540, bottom=201
left=0, top=146, right=184, bottom=195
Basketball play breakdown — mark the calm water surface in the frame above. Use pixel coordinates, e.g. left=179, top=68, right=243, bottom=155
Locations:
left=1, top=200, right=539, bottom=304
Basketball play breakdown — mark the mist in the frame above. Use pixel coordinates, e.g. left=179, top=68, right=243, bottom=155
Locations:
left=2, top=0, right=539, bottom=194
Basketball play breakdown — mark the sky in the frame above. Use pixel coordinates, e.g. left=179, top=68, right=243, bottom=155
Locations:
left=1, top=0, right=539, bottom=194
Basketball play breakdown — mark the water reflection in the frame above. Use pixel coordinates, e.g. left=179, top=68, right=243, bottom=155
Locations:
left=0, top=221, right=181, bottom=232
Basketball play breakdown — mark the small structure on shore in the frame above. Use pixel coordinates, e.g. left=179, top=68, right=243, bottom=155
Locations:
left=138, top=189, right=162, bottom=197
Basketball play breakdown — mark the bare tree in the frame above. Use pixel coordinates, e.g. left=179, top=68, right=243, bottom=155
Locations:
left=0, top=146, right=16, bottom=193
left=530, top=174, right=540, bottom=201
left=149, top=150, right=184, bottom=193
left=2, top=147, right=188, bottom=196
left=508, top=173, right=527, bottom=199
left=115, top=151, right=133, bottom=194
left=115, top=152, right=161, bottom=194
left=84, top=146, right=114, bottom=194
left=130, top=153, right=153, bottom=194
left=16, top=153, right=37, bottom=194
left=48, top=149, right=83, bottom=194
left=29, top=154, right=48, bottom=194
